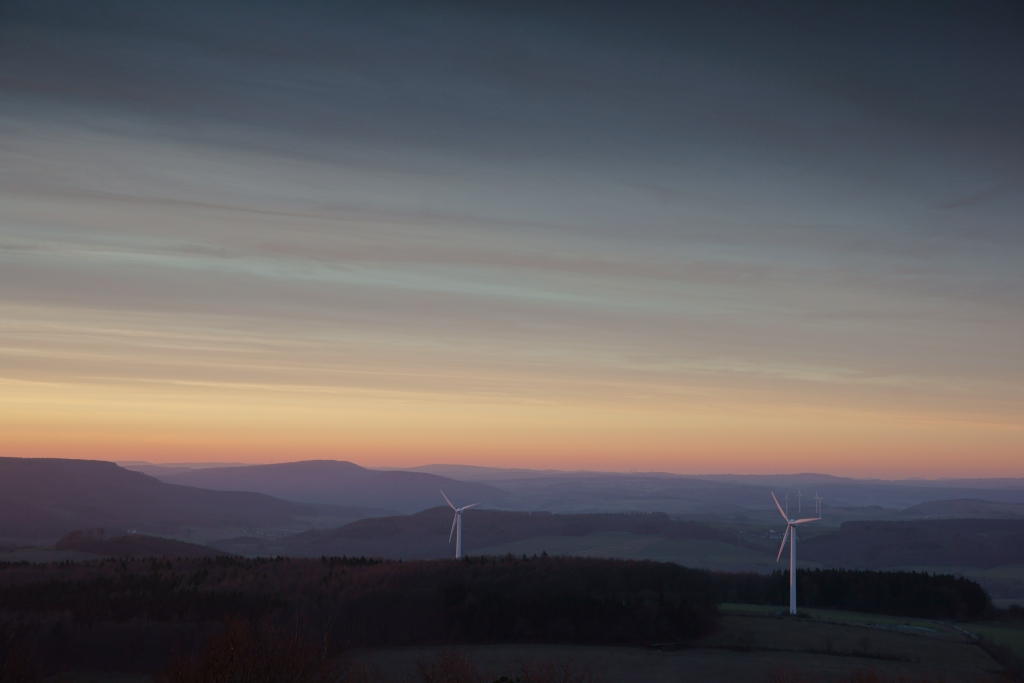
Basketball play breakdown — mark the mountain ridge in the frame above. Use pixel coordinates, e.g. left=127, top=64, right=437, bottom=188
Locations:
left=0, top=457, right=373, bottom=541
left=154, top=460, right=511, bottom=513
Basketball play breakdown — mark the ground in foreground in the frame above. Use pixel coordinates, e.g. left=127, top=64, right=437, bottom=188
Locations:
left=354, top=609, right=1003, bottom=683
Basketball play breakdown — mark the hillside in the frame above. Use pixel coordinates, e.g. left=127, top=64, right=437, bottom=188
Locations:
left=0, top=458, right=369, bottom=541
left=154, top=460, right=510, bottom=512
left=801, top=518, right=1024, bottom=569
left=130, top=461, right=1024, bottom=519
left=55, top=529, right=224, bottom=558
left=899, top=498, right=1024, bottom=519
left=214, top=508, right=743, bottom=559
left=440, top=471, right=1024, bottom=515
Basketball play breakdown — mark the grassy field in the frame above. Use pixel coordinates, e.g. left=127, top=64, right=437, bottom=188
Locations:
left=719, top=604, right=950, bottom=631
left=471, top=531, right=822, bottom=571
left=962, top=622, right=1024, bottom=658
left=22, top=606, right=1012, bottom=683
left=356, top=608, right=1003, bottom=682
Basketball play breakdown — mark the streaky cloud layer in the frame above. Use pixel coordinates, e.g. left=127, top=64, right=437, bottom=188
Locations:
left=1, top=1, right=1022, bottom=475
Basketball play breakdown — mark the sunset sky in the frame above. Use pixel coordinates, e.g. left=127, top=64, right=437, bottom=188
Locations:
left=1, top=2, right=1022, bottom=477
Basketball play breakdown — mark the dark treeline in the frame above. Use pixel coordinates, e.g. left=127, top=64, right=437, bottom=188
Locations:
left=0, top=555, right=998, bottom=676
left=715, top=568, right=991, bottom=620
left=0, top=555, right=716, bottom=675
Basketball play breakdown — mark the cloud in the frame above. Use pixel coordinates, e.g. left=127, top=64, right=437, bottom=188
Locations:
left=1, top=1, right=1022, bottom=471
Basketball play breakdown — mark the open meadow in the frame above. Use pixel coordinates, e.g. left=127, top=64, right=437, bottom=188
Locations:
left=30, top=609, right=1014, bottom=683
left=355, top=608, right=1005, bottom=683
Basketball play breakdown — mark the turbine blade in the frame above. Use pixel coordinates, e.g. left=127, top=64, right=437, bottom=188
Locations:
left=792, top=517, right=820, bottom=524
left=449, top=513, right=458, bottom=542
left=771, top=492, right=788, bottom=521
left=457, top=503, right=479, bottom=512
left=440, top=490, right=456, bottom=510
left=776, top=526, right=790, bottom=562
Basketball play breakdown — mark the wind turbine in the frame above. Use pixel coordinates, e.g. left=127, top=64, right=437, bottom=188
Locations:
left=813, top=492, right=822, bottom=516
left=784, top=493, right=790, bottom=516
left=441, top=491, right=477, bottom=559
left=772, top=491, right=820, bottom=614
left=797, top=489, right=802, bottom=513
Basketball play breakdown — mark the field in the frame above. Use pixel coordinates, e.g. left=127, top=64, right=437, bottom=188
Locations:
left=356, top=608, right=1005, bottom=683
left=962, top=622, right=1024, bottom=658
left=21, top=608, right=1013, bottom=683
left=720, top=603, right=947, bottom=629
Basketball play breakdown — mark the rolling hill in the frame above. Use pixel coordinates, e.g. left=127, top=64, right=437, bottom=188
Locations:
left=55, top=529, right=224, bottom=558
left=899, top=498, right=1024, bottom=519
left=213, top=508, right=749, bottom=560
left=800, top=518, right=1024, bottom=569
left=428, top=470, right=1024, bottom=515
left=128, top=461, right=1024, bottom=519
left=0, top=457, right=375, bottom=541
left=154, top=460, right=511, bottom=513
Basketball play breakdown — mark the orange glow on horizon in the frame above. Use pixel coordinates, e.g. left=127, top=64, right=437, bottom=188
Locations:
left=3, top=376, right=1021, bottom=478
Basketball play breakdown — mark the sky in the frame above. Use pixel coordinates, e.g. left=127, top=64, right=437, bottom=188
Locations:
left=1, top=1, right=1022, bottom=477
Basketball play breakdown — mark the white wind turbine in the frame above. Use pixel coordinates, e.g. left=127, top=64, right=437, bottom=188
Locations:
left=813, top=492, right=822, bottom=516
left=772, top=491, right=820, bottom=614
left=441, top=491, right=477, bottom=559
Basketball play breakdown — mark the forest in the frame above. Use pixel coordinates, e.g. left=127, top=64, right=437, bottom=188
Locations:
left=714, top=568, right=992, bottom=620
left=0, top=555, right=715, bottom=675
left=0, top=555, right=997, bottom=677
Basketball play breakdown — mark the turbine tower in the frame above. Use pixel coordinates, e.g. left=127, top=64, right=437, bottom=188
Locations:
left=441, top=491, right=478, bottom=559
left=784, top=493, right=790, bottom=516
left=797, top=489, right=802, bottom=513
left=772, top=491, right=820, bottom=614
left=813, top=492, right=822, bottom=516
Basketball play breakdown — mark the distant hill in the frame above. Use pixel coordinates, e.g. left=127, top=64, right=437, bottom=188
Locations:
left=800, top=519, right=1024, bottom=569
left=399, top=464, right=576, bottom=481
left=0, top=457, right=373, bottom=541
left=214, top=508, right=738, bottom=559
left=155, top=460, right=510, bottom=513
left=899, top=498, right=1024, bottom=519
left=135, top=462, right=1024, bottom=517
left=55, top=529, right=224, bottom=558
left=117, top=462, right=247, bottom=478
left=456, top=472, right=1024, bottom=515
